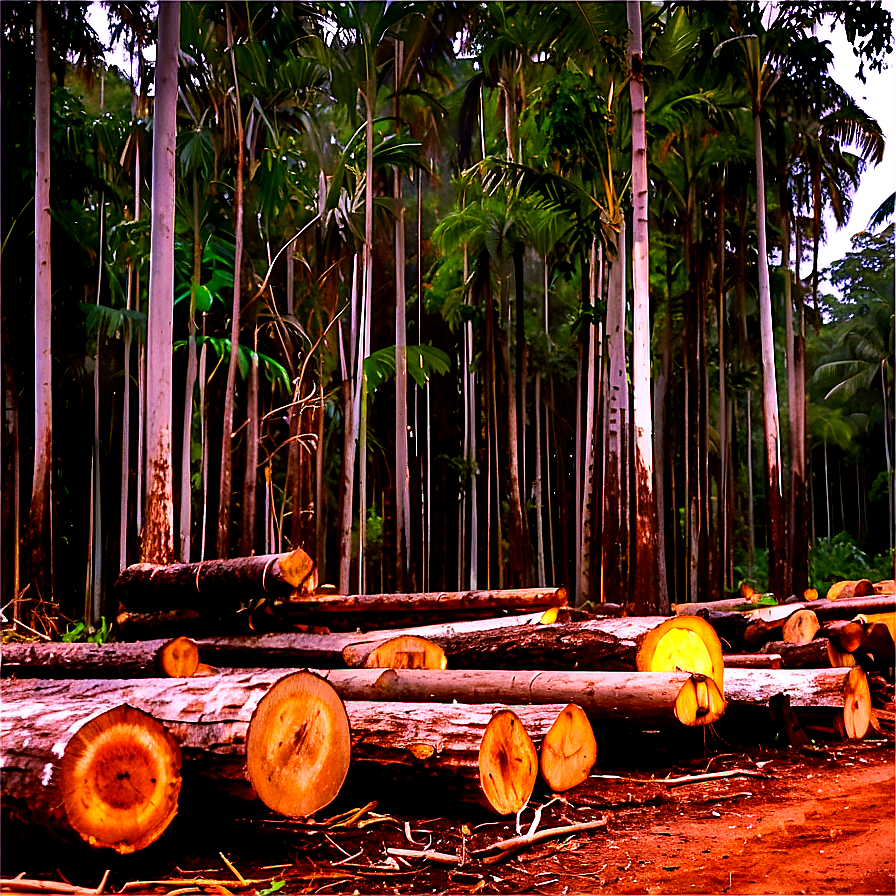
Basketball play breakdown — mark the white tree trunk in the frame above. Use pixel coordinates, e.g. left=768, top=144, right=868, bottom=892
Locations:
left=142, top=2, right=179, bottom=564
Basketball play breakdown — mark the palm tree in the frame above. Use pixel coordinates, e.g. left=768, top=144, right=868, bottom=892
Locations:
left=142, top=0, right=179, bottom=564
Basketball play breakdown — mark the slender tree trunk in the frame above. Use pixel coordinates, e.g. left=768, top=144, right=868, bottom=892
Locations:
left=628, top=2, right=660, bottom=612
left=198, top=317, right=209, bottom=561
left=27, top=0, right=53, bottom=611
left=339, top=257, right=360, bottom=593
left=142, top=1, right=179, bottom=565
left=580, top=245, right=597, bottom=605
left=602, top=225, right=629, bottom=605
left=90, top=197, right=105, bottom=624
left=747, top=389, right=755, bottom=572
left=217, top=5, right=244, bottom=560
left=753, top=112, right=786, bottom=598
left=394, top=41, right=410, bottom=590
left=179, top=176, right=201, bottom=563
left=239, top=341, right=259, bottom=557
left=716, top=188, right=729, bottom=595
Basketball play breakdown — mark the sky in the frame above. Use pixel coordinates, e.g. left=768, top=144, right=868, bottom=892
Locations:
left=86, top=1, right=895, bottom=288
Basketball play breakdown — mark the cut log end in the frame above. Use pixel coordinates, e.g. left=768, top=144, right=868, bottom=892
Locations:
left=246, top=671, right=351, bottom=818
left=478, top=709, right=538, bottom=815
left=827, top=579, right=875, bottom=601
left=636, top=616, right=724, bottom=692
left=673, top=675, right=727, bottom=727
left=843, top=666, right=872, bottom=740
left=539, top=704, right=596, bottom=793
left=59, top=705, right=181, bottom=854
left=357, top=636, right=447, bottom=670
left=157, top=637, right=199, bottom=677
left=782, top=610, right=820, bottom=645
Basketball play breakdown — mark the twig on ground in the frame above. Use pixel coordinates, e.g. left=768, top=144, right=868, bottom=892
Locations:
left=1, top=879, right=98, bottom=895
left=386, top=848, right=461, bottom=866
left=472, top=817, right=609, bottom=864
left=218, top=854, right=246, bottom=885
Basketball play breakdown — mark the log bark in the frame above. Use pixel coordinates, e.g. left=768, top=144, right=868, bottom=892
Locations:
left=285, top=586, right=567, bottom=618
left=723, top=666, right=871, bottom=738
left=114, top=547, right=315, bottom=614
left=314, top=668, right=726, bottom=727
left=195, top=612, right=549, bottom=669
left=113, top=609, right=202, bottom=641
left=1, top=693, right=181, bottom=852
left=827, top=579, right=875, bottom=601
left=822, top=620, right=867, bottom=653
left=1, top=670, right=300, bottom=801
left=759, top=638, right=853, bottom=668
left=340, top=701, right=544, bottom=814
left=723, top=653, right=783, bottom=669
left=1, top=637, right=199, bottom=678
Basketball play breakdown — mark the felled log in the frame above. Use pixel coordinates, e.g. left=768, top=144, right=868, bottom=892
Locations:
left=353, top=635, right=447, bottom=669
left=285, top=586, right=568, bottom=619
left=1, top=693, right=181, bottom=852
left=195, top=611, right=549, bottom=669
left=760, top=638, right=854, bottom=668
left=314, top=668, right=726, bottom=727
left=823, top=619, right=867, bottom=653
left=245, top=671, right=352, bottom=818
left=539, top=704, right=597, bottom=793
left=874, top=580, right=895, bottom=594
left=723, top=666, right=871, bottom=739
left=1, top=669, right=305, bottom=801
left=1, top=636, right=199, bottom=678
left=114, top=547, right=315, bottom=614
left=694, top=608, right=750, bottom=652
left=113, top=609, right=202, bottom=641
left=782, top=609, right=820, bottom=644
left=345, top=616, right=724, bottom=687
left=743, top=618, right=783, bottom=649
left=723, top=653, right=783, bottom=669
left=827, top=579, right=875, bottom=601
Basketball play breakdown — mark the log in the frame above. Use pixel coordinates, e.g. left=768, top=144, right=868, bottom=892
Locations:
left=342, top=616, right=723, bottom=683
left=538, top=704, right=596, bottom=793
left=313, top=668, right=726, bottom=727
left=344, top=701, right=542, bottom=814
left=723, top=666, right=872, bottom=739
left=285, top=586, right=568, bottom=618
left=760, top=638, right=855, bottom=669
left=114, top=547, right=315, bottom=614
left=1, top=669, right=311, bottom=801
left=782, top=609, right=820, bottom=645
left=245, top=671, right=352, bottom=818
left=1, top=695, right=181, bottom=852
left=113, top=609, right=202, bottom=641
left=873, top=580, right=895, bottom=594
left=723, top=653, right=783, bottom=669
left=195, top=612, right=549, bottom=669
left=694, top=608, right=751, bottom=652
left=1, top=637, right=199, bottom=679
left=827, top=579, right=875, bottom=601
left=743, top=618, right=783, bottom=649
left=823, top=619, right=867, bottom=653
left=354, top=636, right=447, bottom=670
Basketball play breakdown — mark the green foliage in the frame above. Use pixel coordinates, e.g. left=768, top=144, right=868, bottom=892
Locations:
left=808, top=532, right=894, bottom=597
left=258, top=881, right=286, bottom=896
left=363, top=344, right=451, bottom=395
left=62, top=616, right=111, bottom=644
left=174, top=337, right=291, bottom=393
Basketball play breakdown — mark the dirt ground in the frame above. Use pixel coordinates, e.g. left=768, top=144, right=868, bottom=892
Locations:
left=4, top=731, right=893, bottom=896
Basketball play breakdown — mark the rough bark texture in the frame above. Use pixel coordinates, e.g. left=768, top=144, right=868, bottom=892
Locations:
left=115, top=548, right=314, bottom=614
left=195, top=612, right=548, bottom=668
left=343, top=702, right=544, bottom=814
left=1, top=670, right=296, bottom=800
left=723, top=666, right=871, bottom=739
left=142, top=1, right=180, bottom=565
left=113, top=608, right=203, bottom=641
left=1, top=637, right=199, bottom=678
left=316, top=668, right=722, bottom=728
left=290, top=587, right=567, bottom=615
left=724, top=653, right=783, bottom=669
left=1, top=692, right=181, bottom=852
left=759, top=638, right=845, bottom=668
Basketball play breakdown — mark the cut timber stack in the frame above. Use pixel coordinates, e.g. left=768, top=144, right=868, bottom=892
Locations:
left=1, top=695, right=181, bottom=853
left=314, top=668, right=727, bottom=728
left=1, top=636, right=199, bottom=678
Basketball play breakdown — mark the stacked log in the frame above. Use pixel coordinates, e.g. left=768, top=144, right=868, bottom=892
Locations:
left=1, top=692, right=181, bottom=853
left=1, top=636, right=199, bottom=678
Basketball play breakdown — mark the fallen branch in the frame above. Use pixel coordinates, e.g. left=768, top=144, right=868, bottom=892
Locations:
left=589, top=769, right=765, bottom=787
left=471, top=817, right=608, bottom=863
left=0, top=879, right=99, bottom=895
